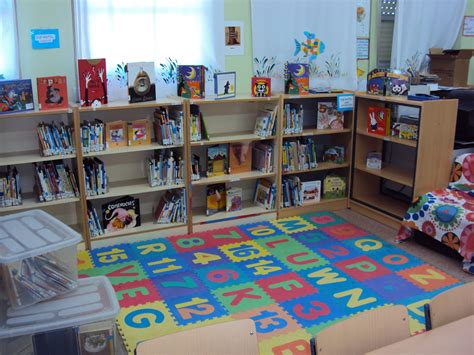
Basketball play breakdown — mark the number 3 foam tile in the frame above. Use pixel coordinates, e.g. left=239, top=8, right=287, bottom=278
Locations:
left=77, top=249, right=94, bottom=271
left=116, top=300, right=179, bottom=354
left=258, top=329, right=312, bottom=355
left=270, top=216, right=317, bottom=234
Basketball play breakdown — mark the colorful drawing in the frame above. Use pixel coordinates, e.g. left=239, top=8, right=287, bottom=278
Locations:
left=293, top=32, right=326, bottom=61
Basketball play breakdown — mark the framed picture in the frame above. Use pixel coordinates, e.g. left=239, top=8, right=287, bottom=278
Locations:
left=214, top=72, right=236, bottom=100
left=224, top=21, right=244, bottom=56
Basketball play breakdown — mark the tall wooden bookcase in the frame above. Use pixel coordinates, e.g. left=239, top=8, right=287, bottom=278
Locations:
left=350, top=92, right=458, bottom=229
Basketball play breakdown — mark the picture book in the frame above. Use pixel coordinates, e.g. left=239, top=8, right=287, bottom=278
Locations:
left=154, top=189, right=186, bottom=224
left=36, top=76, right=68, bottom=110
left=0, top=79, right=34, bottom=114
left=78, top=58, right=108, bottom=107
left=214, top=72, right=236, bottom=99
left=399, top=123, right=418, bottom=140
left=127, top=119, right=151, bottom=146
left=366, top=151, right=382, bottom=169
left=323, top=174, right=346, bottom=199
left=229, top=142, right=252, bottom=174
left=207, top=144, right=228, bottom=177
left=127, top=61, right=156, bottom=103
left=367, top=68, right=386, bottom=95
left=323, top=145, right=345, bottom=164
left=367, top=106, right=391, bottom=136
left=102, top=195, right=140, bottom=232
left=106, top=120, right=127, bottom=148
left=317, top=102, right=345, bottom=129
left=251, top=76, right=271, bottom=97
left=386, top=70, right=409, bottom=96
left=78, top=321, right=114, bottom=355
left=254, top=178, right=276, bottom=209
left=206, top=183, right=226, bottom=216
left=177, top=65, right=206, bottom=99
left=226, top=187, right=242, bottom=212
left=301, top=180, right=321, bottom=205
left=284, top=63, right=309, bottom=95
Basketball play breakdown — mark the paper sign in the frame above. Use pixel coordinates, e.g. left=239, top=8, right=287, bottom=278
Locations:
left=463, top=16, right=474, bottom=37
left=31, top=29, right=60, bottom=49
left=337, top=94, right=354, bottom=111
left=356, top=38, right=369, bottom=59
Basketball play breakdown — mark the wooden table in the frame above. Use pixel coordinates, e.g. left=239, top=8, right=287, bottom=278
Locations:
left=366, top=315, right=474, bottom=354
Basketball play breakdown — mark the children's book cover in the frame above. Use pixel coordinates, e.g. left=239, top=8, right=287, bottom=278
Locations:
left=229, top=142, right=252, bottom=174
left=323, top=175, right=346, bottom=199
left=386, top=70, right=410, bottom=96
left=106, top=120, right=127, bottom=148
left=284, top=63, right=309, bottom=95
left=214, top=72, right=236, bottom=99
left=226, top=187, right=242, bottom=212
left=317, top=102, right=345, bottom=129
left=0, top=80, right=34, bottom=114
left=323, top=145, right=345, bottom=164
left=127, top=119, right=151, bottom=146
left=207, top=144, right=228, bottom=177
left=102, top=195, right=140, bottom=232
left=251, top=77, right=271, bottom=97
left=78, top=58, right=108, bottom=107
left=37, top=76, right=68, bottom=110
left=301, top=180, right=321, bottom=205
left=177, top=65, right=205, bottom=99
left=127, top=62, right=156, bottom=103
left=367, top=106, right=391, bottom=136
left=206, top=183, right=226, bottom=216
left=367, top=69, right=386, bottom=95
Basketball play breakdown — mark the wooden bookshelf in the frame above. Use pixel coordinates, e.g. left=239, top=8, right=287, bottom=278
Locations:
left=0, top=151, right=76, bottom=166
left=283, top=162, right=349, bottom=176
left=192, top=171, right=275, bottom=186
left=0, top=193, right=80, bottom=213
left=283, top=128, right=351, bottom=138
left=354, top=164, right=414, bottom=187
left=0, top=107, right=71, bottom=120
left=83, top=143, right=183, bottom=157
left=356, top=129, right=417, bottom=148
left=279, top=198, right=347, bottom=218
left=191, top=131, right=275, bottom=147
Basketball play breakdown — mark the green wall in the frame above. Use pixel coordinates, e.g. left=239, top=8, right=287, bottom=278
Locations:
left=454, top=0, right=474, bottom=85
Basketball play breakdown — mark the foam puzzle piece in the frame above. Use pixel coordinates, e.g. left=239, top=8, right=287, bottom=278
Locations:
left=212, top=281, right=274, bottom=314
left=77, top=249, right=94, bottom=271
left=271, top=216, right=317, bottom=234
left=113, top=279, right=162, bottom=308
left=258, top=329, right=312, bottom=355
left=300, top=211, right=346, bottom=227
left=79, top=261, right=147, bottom=285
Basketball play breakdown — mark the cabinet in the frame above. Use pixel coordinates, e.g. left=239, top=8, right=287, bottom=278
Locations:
left=350, top=92, right=458, bottom=228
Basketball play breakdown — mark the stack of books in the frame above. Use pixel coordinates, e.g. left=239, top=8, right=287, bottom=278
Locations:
left=36, top=122, right=75, bottom=157
left=190, top=104, right=209, bottom=142
left=86, top=201, right=104, bottom=238
left=33, top=161, right=79, bottom=202
left=252, top=142, right=273, bottom=173
left=283, top=103, right=303, bottom=134
left=80, top=120, right=105, bottom=153
left=147, top=151, right=185, bottom=187
left=83, top=158, right=107, bottom=197
left=281, top=176, right=302, bottom=207
left=282, top=138, right=317, bottom=172
left=153, top=107, right=184, bottom=145
left=254, top=178, right=276, bottom=210
left=0, top=166, right=21, bottom=207
left=254, top=105, right=278, bottom=137
left=153, top=189, right=187, bottom=224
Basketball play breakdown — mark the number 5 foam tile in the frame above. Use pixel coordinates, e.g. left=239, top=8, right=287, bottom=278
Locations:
left=270, top=216, right=317, bottom=234
left=257, top=329, right=312, bottom=355
left=77, top=249, right=94, bottom=271
left=116, top=301, right=179, bottom=354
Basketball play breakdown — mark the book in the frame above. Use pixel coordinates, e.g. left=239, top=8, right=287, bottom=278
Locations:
left=323, top=175, right=346, bottom=199
left=81, top=120, right=105, bottom=153
left=177, top=65, right=206, bottom=99
left=317, top=102, right=344, bottom=130
left=37, top=76, right=68, bottom=110
left=282, top=138, right=317, bottom=172
left=86, top=201, right=104, bottom=238
left=254, top=178, right=276, bottom=210
left=214, top=72, right=236, bottom=99
left=229, top=142, right=252, bottom=174
left=254, top=106, right=278, bottom=137
left=207, top=144, right=228, bottom=177
left=153, top=107, right=184, bottom=145
left=153, top=189, right=187, bottom=224
left=283, top=103, right=303, bottom=134
left=0, top=166, right=22, bottom=207
left=105, top=120, right=127, bottom=148
left=83, top=158, right=107, bottom=197
left=226, top=187, right=242, bottom=212
left=147, top=150, right=184, bottom=187
left=399, top=123, right=418, bottom=140
left=366, top=152, right=382, bottom=169
left=252, top=142, right=273, bottom=173
left=284, top=63, right=309, bottom=95
left=189, top=104, right=209, bottom=141
left=102, top=195, right=140, bottom=232
left=0, top=79, right=34, bottom=114
left=78, top=321, right=114, bottom=355
left=323, top=145, right=345, bottom=164
left=128, top=119, right=151, bottom=146
left=301, top=180, right=321, bottom=205
left=251, top=76, right=271, bottom=97
left=127, top=61, right=156, bottom=103
left=206, top=183, right=226, bottom=216
left=192, top=154, right=201, bottom=181
left=36, top=122, right=75, bottom=157
left=367, top=107, right=391, bottom=136
left=281, top=176, right=302, bottom=207
left=78, top=58, right=108, bottom=107
left=33, top=161, right=79, bottom=202
left=367, top=68, right=387, bottom=95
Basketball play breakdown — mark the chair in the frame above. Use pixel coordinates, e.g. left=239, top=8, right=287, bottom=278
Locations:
left=424, top=282, right=474, bottom=330
left=135, top=319, right=259, bottom=355
left=312, top=305, right=410, bottom=355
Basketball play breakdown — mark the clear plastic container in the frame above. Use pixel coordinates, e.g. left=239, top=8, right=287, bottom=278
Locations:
left=0, top=276, right=120, bottom=355
left=0, top=210, right=82, bottom=309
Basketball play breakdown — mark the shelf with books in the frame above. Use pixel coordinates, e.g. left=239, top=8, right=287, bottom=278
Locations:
left=0, top=107, right=71, bottom=120
left=0, top=193, right=80, bottom=213
left=76, top=98, right=184, bottom=113
left=282, top=162, right=350, bottom=175
left=189, top=94, right=278, bottom=105
left=283, top=128, right=351, bottom=138
left=0, top=150, right=77, bottom=166
left=356, top=129, right=417, bottom=148
left=278, top=197, right=348, bottom=218
left=354, top=164, right=414, bottom=187
left=192, top=171, right=275, bottom=186
left=190, top=131, right=276, bottom=147
left=82, top=142, right=183, bottom=157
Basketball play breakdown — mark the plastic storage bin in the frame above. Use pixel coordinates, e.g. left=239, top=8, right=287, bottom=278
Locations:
left=0, top=276, right=120, bottom=355
left=0, top=210, right=82, bottom=309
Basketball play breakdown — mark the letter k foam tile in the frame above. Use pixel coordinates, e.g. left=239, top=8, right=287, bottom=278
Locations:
left=212, top=281, right=274, bottom=314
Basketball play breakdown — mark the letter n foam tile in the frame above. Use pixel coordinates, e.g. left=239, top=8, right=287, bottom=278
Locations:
left=271, top=216, right=316, bottom=234
left=397, top=264, right=460, bottom=292
left=258, top=329, right=312, bottom=354
left=79, top=261, right=147, bottom=285
left=77, top=250, right=94, bottom=271
left=113, top=279, right=162, bottom=308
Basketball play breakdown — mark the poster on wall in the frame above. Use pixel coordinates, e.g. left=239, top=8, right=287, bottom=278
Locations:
left=356, top=0, right=371, bottom=38
left=463, top=16, right=474, bottom=36
left=356, top=39, right=369, bottom=59
left=225, top=21, right=244, bottom=56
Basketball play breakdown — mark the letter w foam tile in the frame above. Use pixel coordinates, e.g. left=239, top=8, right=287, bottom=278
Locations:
left=271, top=216, right=316, bottom=234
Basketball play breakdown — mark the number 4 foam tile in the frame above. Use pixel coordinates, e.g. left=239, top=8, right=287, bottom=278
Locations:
left=270, top=216, right=317, bottom=234
left=77, top=249, right=94, bottom=271
left=258, top=329, right=312, bottom=355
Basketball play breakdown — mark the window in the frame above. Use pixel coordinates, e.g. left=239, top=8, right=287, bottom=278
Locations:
left=0, top=0, right=19, bottom=79
left=377, top=0, right=397, bottom=68
left=74, top=0, right=224, bottom=100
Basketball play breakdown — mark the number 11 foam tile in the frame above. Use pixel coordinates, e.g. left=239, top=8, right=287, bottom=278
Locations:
left=77, top=249, right=94, bottom=271
left=270, top=216, right=317, bottom=234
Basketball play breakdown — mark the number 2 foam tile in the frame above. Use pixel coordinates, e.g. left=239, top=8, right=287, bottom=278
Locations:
left=77, top=249, right=94, bottom=271
left=257, top=329, right=312, bottom=355
left=116, top=300, right=179, bottom=355
left=270, top=216, right=317, bottom=234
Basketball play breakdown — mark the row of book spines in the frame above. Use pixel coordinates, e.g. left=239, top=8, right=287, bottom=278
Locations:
left=33, top=162, right=79, bottom=202
left=87, top=202, right=104, bottom=238
left=284, top=104, right=304, bottom=133
left=282, top=176, right=302, bottom=207
left=37, top=122, right=75, bottom=157
left=254, top=106, right=278, bottom=138
left=252, top=143, right=274, bottom=174
left=154, top=108, right=184, bottom=145
left=147, top=155, right=185, bottom=186
left=282, top=139, right=317, bottom=172
left=83, top=158, right=107, bottom=196
left=81, top=120, right=105, bottom=153
left=153, top=189, right=187, bottom=224
left=253, top=178, right=277, bottom=210
left=0, top=167, right=22, bottom=207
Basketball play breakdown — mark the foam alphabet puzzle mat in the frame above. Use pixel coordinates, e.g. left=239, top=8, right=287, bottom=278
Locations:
left=78, top=212, right=463, bottom=354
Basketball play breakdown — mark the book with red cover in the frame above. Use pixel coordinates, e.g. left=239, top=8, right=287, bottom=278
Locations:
left=37, top=76, right=68, bottom=110
left=78, top=58, right=108, bottom=107
left=251, top=77, right=271, bottom=97
left=367, top=106, right=391, bottom=136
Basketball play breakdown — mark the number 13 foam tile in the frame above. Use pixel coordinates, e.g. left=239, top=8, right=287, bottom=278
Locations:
left=270, top=216, right=317, bottom=234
